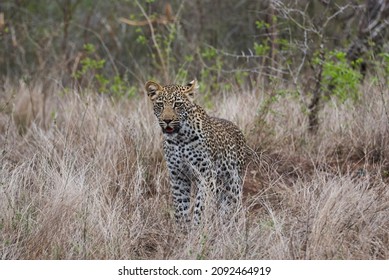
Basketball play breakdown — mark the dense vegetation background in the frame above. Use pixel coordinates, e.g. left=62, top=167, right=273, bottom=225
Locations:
left=0, top=0, right=388, bottom=259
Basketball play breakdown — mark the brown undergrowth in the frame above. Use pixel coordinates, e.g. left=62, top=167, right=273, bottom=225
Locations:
left=0, top=80, right=388, bottom=259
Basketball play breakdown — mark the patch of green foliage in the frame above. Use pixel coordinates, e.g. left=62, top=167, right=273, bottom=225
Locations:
left=73, top=44, right=136, bottom=98
left=314, top=50, right=363, bottom=103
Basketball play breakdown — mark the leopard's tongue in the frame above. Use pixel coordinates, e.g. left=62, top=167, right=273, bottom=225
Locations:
left=166, top=127, right=174, bottom=133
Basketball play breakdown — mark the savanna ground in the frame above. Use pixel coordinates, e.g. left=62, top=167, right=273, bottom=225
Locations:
left=0, top=77, right=388, bottom=259
left=1, top=0, right=389, bottom=260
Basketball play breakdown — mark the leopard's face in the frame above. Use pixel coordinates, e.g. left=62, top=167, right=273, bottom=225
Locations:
left=145, top=80, right=197, bottom=134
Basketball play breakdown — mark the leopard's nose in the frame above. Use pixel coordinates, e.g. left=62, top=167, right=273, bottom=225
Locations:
left=164, top=119, right=172, bottom=125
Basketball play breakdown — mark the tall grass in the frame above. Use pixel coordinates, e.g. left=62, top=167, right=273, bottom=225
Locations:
left=0, top=79, right=388, bottom=259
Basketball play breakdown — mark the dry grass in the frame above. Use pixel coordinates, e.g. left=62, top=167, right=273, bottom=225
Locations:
left=0, top=79, right=388, bottom=260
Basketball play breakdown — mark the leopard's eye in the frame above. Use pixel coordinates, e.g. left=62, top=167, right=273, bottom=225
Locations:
left=174, top=101, right=183, bottom=108
left=154, top=101, right=164, bottom=114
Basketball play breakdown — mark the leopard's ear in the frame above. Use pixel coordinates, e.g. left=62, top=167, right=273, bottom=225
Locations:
left=145, top=81, right=163, bottom=101
left=183, top=79, right=198, bottom=101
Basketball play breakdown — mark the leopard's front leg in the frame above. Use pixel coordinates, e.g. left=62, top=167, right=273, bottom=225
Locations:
left=169, top=172, right=191, bottom=224
left=219, top=170, right=243, bottom=220
left=193, top=167, right=217, bottom=225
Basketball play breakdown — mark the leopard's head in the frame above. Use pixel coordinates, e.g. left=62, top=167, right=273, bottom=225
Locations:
left=145, top=80, right=198, bottom=134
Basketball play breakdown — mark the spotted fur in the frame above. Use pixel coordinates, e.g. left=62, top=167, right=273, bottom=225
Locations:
left=145, top=80, right=248, bottom=225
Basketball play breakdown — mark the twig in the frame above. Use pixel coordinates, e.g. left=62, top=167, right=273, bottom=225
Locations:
left=135, top=0, right=169, bottom=83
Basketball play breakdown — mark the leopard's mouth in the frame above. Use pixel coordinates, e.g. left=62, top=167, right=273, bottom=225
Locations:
left=163, top=125, right=179, bottom=134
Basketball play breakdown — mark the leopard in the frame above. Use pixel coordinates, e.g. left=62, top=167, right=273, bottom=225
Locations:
left=145, top=80, right=249, bottom=226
